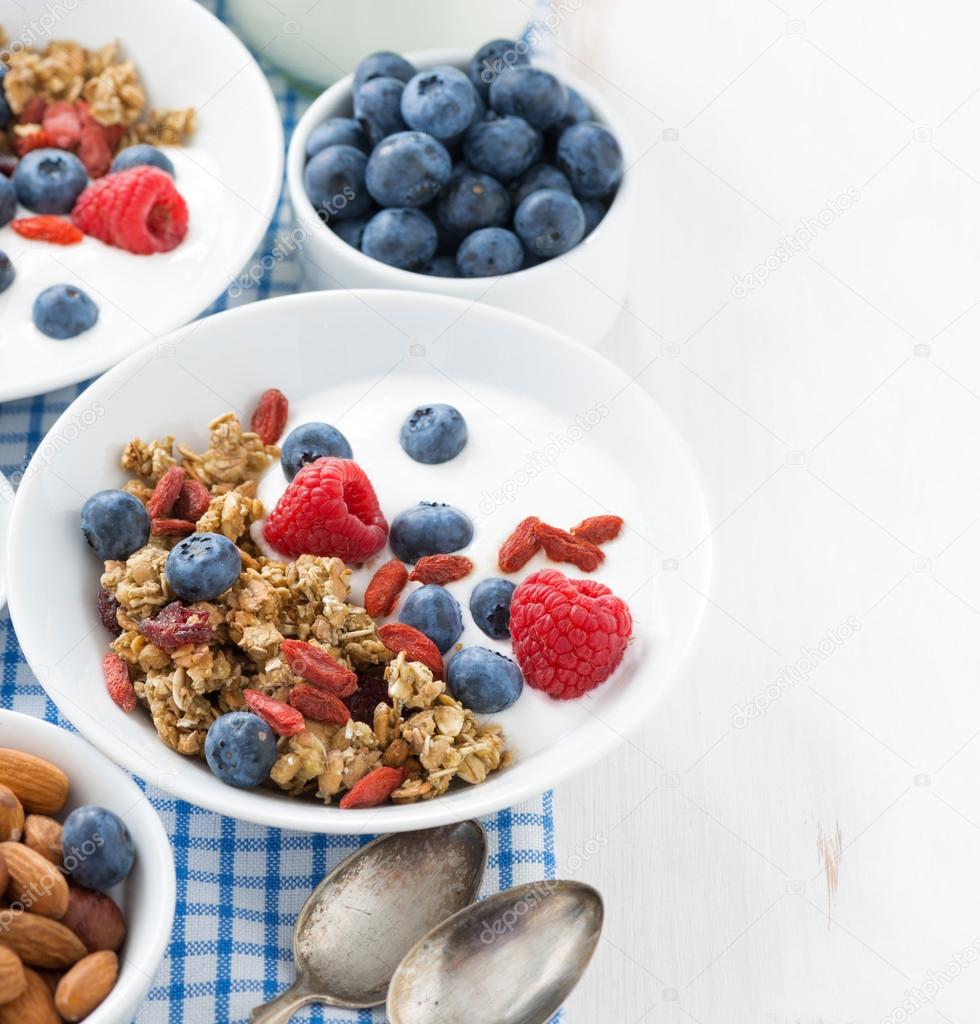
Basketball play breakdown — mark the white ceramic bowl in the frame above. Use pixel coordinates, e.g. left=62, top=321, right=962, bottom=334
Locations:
left=0, top=710, right=175, bottom=1021
left=7, top=290, right=710, bottom=834
left=286, top=50, right=635, bottom=346
left=0, top=0, right=283, bottom=401
left=0, top=470, right=12, bottom=609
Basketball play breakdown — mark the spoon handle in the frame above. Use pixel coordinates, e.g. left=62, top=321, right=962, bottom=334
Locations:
left=250, top=980, right=316, bottom=1024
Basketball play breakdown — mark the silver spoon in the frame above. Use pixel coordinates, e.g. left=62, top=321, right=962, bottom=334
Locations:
left=387, top=880, right=603, bottom=1024
left=251, top=820, right=487, bottom=1023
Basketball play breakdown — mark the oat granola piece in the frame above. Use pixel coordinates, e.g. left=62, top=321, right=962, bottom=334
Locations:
left=385, top=652, right=445, bottom=710
left=195, top=488, right=264, bottom=542
left=120, top=435, right=177, bottom=483
left=82, top=58, right=145, bottom=126
left=101, top=544, right=170, bottom=625
left=177, top=413, right=277, bottom=489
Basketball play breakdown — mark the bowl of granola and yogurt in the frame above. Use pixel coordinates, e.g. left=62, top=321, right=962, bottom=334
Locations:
left=0, top=0, right=283, bottom=401
left=6, top=290, right=712, bottom=833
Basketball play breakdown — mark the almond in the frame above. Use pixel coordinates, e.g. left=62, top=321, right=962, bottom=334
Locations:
left=0, top=909, right=86, bottom=967
left=0, top=786, right=24, bottom=843
left=0, top=751, right=68, bottom=815
left=55, top=951, right=118, bottom=1022
left=23, top=817, right=62, bottom=867
left=0, top=946, right=27, bottom=1006
left=0, top=843, right=69, bottom=919
left=0, top=967, right=60, bottom=1024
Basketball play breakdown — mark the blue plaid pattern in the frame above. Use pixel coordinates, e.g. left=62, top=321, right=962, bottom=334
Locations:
left=0, top=2, right=558, bottom=1019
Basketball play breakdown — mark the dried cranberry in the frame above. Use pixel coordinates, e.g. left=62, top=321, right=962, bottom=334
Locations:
left=97, top=590, right=122, bottom=637
left=0, top=154, right=18, bottom=178
left=139, top=601, right=213, bottom=650
left=344, top=675, right=391, bottom=724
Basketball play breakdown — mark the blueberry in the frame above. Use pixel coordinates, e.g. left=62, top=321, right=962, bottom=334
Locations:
left=551, top=86, right=591, bottom=138
left=400, top=585, right=464, bottom=652
left=401, top=66, right=478, bottom=141
left=418, top=254, right=460, bottom=277
left=556, top=121, right=624, bottom=199
left=354, top=51, right=416, bottom=91
left=0, top=174, right=15, bottom=228
left=0, top=252, right=13, bottom=295
left=514, top=188, right=585, bottom=258
left=110, top=144, right=175, bottom=178
left=468, top=38, right=530, bottom=98
left=331, top=212, right=373, bottom=249
left=489, top=67, right=568, bottom=131
left=166, top=532, right=241, bottom=602
left=32, top=284, right=99, bottom=339
left=457, top=227, right=524, bottom=278
left=81, top=490, right=151, bottom=561
left=303, top=144, right=372, bottom=222
left=365, top=131, right=452, bottom=208
left=0, top=88, right=9, bottom=131
left=353, top=76, right=407, bottom=147
left=281, top=421, right=353, bottom=480
left=436, top=166, right=510, bottom=235
left=463, top=115, right=542, bottom=181
left=400, top=404, right=468, bottom=464
left=361, top=207, right=438, bottom=270
left=509, top=163, right=572, bottom=207
left=390, top=501, right=474, bottom=562
left=581, top=198, right=606, bottom=236
left=446, top=646, right=523, bottom=712
left=62, top=806, right=136, bottom=890
left=204, top=712, right=278, bottom=789
left=13, top=148, right=88, bottom=214
left=306, top=117, right=369, bottom=157
left=469, top=578, right=517, bottom=640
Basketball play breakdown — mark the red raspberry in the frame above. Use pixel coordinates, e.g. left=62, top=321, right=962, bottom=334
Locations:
left=263, top=457, right=388, bottom=563
left=72, top=166, right=189, bottom=254
left=509, top=568, right=633, bottom=700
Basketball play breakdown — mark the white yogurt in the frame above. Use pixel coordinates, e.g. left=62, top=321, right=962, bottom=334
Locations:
left=251, top=376, right=661, bottom=762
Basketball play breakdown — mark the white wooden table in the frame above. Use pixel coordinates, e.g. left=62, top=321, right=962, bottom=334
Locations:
left=550, top=2, right=980, bottom=1020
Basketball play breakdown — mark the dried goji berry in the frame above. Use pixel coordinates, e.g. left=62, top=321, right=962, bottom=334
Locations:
left=12, top=129, right=52, bottom=157
left=535, top=522, right=604, bottom=572
left=77, top=123, right=112, bottom=177
left=250, top=388, right=289, bottom=445
left=146, top=465, right=185, bottom=518
left=173, top=479, right=212, bottom=522
left=243, top=689, right=306, bottom=737
left=281, top=639, right=359, bottom=696
left=138, top=601, right=213, bottom=650
left=289, top=683, right=351, bottom=725
left=364, top=558, right=409, bottom=617
left=12, top=216, right=83, bottom=245
left=150, top=517, right=197, bottom=536
left=97, top=589, right=122, bottom=637
left=498, top=516, right=542, bottom=573
left=18, top=96, right=48, bottom=125
left=339, top=766, right=408, bottom=809
left=409, top=554, right=473, bottom=585
left=570, top=514, right=624, bottom=545
left=103, top=652, right=137, bottom=712
left=41, top=100, right=81, bottom=149
left=377, top=623, right=444, bottom=679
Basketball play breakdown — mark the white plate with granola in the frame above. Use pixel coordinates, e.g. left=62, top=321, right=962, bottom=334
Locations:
left=6, top=290, right=712, bottom=833
left=0, top=0, right=283, bottom=401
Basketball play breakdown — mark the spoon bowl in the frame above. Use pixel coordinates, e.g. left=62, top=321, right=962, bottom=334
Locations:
left=387, top=880, right=604, bottom=1024
left=251, top=820, right=487, bottom=1022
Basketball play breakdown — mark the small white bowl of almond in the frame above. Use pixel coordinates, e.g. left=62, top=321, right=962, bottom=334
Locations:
left=0, top=710, right=174, bottom=1023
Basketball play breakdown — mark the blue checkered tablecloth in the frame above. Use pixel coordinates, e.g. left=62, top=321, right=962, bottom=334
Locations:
left=0, top=3, right=558, bottom=1020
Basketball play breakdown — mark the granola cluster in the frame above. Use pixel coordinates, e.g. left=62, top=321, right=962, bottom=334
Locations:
left=100, top=411, right=509, bottom=806
left=0, top=31, right=196, bottom=157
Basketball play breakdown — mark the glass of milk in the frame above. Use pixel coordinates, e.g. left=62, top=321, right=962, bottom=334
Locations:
left=225, top=0, right=533, bottom=90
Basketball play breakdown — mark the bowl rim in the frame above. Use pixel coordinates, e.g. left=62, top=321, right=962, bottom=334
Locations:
left=6, top=289, right=711, bottom=834
left=0, top=0, right=285, bottom=403
left=0, top=470, right=12, bottom=610
left=0, top=708, right=176, bottom=1020
left=286, top=46, right=636, bottom=289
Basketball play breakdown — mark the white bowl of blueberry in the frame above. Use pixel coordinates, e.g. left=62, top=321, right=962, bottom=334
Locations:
left=287, top=41, right=635, bottom=345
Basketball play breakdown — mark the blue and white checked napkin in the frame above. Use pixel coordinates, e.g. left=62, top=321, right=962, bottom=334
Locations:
left=0, top=3, right=557, bottom=1019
